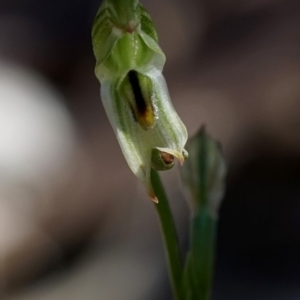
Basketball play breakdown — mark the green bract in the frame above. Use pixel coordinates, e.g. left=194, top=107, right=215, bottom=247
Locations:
left=180, top=127, right=226, bottom=218
left=92, top=0, right=188, bottom=201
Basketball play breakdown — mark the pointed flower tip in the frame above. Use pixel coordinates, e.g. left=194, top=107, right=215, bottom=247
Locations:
left=152, top=196, right=159, bottom=204
left=171, top=150, right=188, bottom=166
left=148, top=190, right=159, bottom=203
left=178, top=154, right=185, bottom=166
left=146, top=183, right=159, bottom=203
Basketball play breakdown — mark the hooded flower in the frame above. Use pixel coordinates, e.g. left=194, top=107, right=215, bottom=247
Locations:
left=92, top=0, right=188, bottom=201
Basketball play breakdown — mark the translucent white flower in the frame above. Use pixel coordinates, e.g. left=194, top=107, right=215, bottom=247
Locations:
left=92, top=0, right=188, bottom=201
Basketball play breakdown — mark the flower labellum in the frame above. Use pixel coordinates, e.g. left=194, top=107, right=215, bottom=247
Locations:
left=92, top=0, right=188, bottom=202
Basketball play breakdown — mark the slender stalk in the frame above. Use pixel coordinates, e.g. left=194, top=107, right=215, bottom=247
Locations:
left=151, top=169, right=183, bottom=300
left=189, top=209, right=217, bottom=300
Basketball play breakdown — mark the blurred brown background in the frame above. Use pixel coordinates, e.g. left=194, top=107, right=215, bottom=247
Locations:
left=0, top=0, right=300, bottom=299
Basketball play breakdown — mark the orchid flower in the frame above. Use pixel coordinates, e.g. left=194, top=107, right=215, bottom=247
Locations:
left=92, top=0, right=188, bottom=202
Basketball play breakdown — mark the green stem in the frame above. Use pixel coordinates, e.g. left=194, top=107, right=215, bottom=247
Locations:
left=151, top=169, right=183, bottom=300
left=190, top=209, right=216, bottom=300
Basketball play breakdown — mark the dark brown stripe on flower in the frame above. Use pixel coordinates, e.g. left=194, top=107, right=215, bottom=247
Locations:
left=128, top=70, right=147, bottom=116
left=123, top=70, right=156, bottom=130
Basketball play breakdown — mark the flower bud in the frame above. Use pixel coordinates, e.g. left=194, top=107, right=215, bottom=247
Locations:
left=180, top=127, right=226, bottom=218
